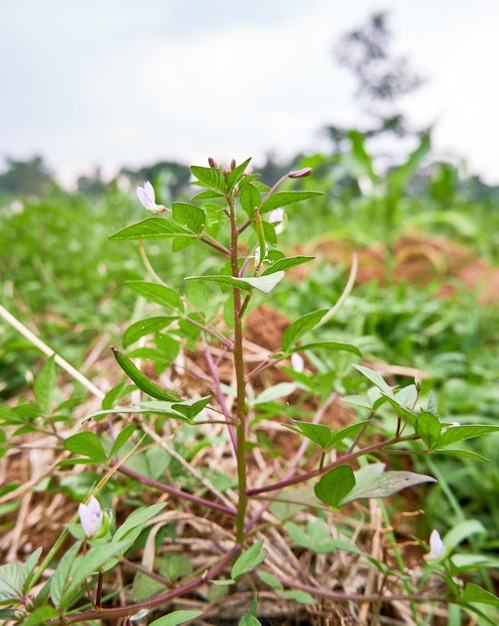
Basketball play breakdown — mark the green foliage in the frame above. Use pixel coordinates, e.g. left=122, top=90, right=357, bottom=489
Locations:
left=1, top=149, right=498, bottom=626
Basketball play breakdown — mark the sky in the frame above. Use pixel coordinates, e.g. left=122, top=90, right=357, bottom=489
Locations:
left=1, top=0, right=498, bottom=186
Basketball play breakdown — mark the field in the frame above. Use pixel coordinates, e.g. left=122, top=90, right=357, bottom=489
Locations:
left=1, top=146, right=499, bottom=625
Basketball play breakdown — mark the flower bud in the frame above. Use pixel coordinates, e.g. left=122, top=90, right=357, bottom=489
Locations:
left=208, top=157, right=218, bottom=168
left=78, top=496, right=104, bottom=538
left=288, top=167, right=313, bottom=179
left=230, top=158, right=236, bottom=171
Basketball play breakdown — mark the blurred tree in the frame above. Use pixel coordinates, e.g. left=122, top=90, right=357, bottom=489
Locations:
left=326, top=12, right=427, bottom=150
left=77, top=167, right=108, bottom=196
left=121, top=160, right=191, bottom=203
left=0, top=156, right=57, bottom=196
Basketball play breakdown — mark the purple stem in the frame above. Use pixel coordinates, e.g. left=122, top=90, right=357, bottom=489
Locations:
left=116, top=464, right=236, bottom=516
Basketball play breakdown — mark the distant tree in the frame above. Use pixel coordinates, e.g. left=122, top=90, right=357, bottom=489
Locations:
left=77, top=167, right=108, bottom=196
left=326, top=12, right=427, bottom=150
left=0, top=156, right=57, bottom=196
left=121, top=160, right=191, bottom=202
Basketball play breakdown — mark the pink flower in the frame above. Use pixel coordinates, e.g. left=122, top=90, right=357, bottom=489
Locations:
left=269, top=208, right=285, bottom=234
left=291, top=353, right=304, bottom=373
left=78, top=496, right=103, bottom=538
left=136, top=181, right=166, bottom=213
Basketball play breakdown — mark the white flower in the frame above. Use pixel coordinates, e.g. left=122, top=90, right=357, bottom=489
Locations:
left=253, top=244, right=269, bottom=266
left=269, top=208, right=285, bottom=234
left=425, top=529, right=446, bottom=561
left=291, top=353, right=304, bottom=373
left=136, top=181, right=166, bottom=213
left=78, top=496, right=103, bottom=538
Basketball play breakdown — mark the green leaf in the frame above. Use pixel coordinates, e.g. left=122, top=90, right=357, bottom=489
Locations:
left=226, top=157, right=252, bottom=191
left=231, top=540, right=267, bottom=579
left=64, top=432, right=107, bottom=463
left=172, top=202, right=205, bottom=234
left=415, top=411, right=441, bottom=449
left=261, top=256, right=315, bottom=276
left=63, top=542, right=130, bottom=606
left=339, top=463, right=436, bottom=505
left=113, top=503, right=166, bottom=543
left=286, top=421, right=332, bottom=451
left=33, top=356, right=57, bottom=414
left=109, top=424, right=137, bottom=458
left=281, top=310, right=327, bottom=353
left=289, top=341, right=361, bottom=357
left=328, top=421, right=370, bottom=447
left=463, top=583, right=499, bottom=606
left=253, top=383, right=297, bottom=405
left=112, top=348, right=180, bottom=402
left=185, top=272, right=285, bottom=295
left=123, top=316, right=175, bottom=348
left=50, top=541, right=82, bottom=608
left=156, top=333, right=180, bottom=362
left=443, top=519, right=486, bottom=551
left=149, top=610, right=204, bottom=626
left=257, top=571, right=284, bottom=590
left=436, top=425, right=499, bottom=449
left=435, top=449, right=490, bottom=462
left=352, top=364, right=395, bottom=399
left=22, top=605, right=59, bottom=626
left=239, top=613, right=262, bottom=626
left=314, top=466, right=356, bottom=508
left=190, top=165, right=225, bottom=192
left=281, top=590, right=315, bottom=605
left=171, top=396, right=211, bottom=419
left=0, top=562, right=23, bottom=602
left=240, top=183, right=262, bottom=217
left=109, top=217, right=193, bottom=240
left=126, top=281, right=184, bottom=314
left=260, top=191, right=323, bottom=214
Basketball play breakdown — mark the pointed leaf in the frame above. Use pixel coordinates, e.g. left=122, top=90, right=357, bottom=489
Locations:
left=190, top=165, right=225, bottom=192
left=353, top=364, right=395, bottom=399
left=314, top=466, right=356, bottom=508
left=240, top=183, right=262, bottom=217
left=185, top=272, right=284, bottom=294
left=33, top=356, right=57, bottom=414
left=172, top=202, right=205, bottom=234
left=171, top=396, right=211, bottom=419
left=339, top=463, right=436, bottom=505
left=109, top=424, right=137, bottom=458
left=281, top=310, right=328, bottom=353
left=113, top=503, right=166, bottom=543
left=463, top=583, right=499, bottom=606
left=261, top=256, right=315, bottom=276
left=109, top=217, right=193, bottom=240
left=231, top=540, right=267, bottom=579
left=123, top=316, right=175, bottom=349
left=436, top=425, right=499, bottom=449
left=253, top=383, right=297, bottom=405
left=226, top=157, right=252, bottom=191
left=112, top=348, right=180, bottom=401
left=260, top=191, right=323, bottom=214
left=149, top=611, right=204, bottom=626
left=290, top=341, right=361, bottom=357
left=415, top=411, right=441, bottom=449
left=64, top=432, right=107, bottom=463
left=126, top=281, right=184, bottom=314
left=286, top=421, right=332, bottom=451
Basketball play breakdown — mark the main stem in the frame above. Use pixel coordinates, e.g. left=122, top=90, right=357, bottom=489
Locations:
left=227, top=192, right=248, bottom=546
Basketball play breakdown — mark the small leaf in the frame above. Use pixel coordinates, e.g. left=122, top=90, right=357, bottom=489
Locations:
left=64, top=432, right=107, bottom=463
left=148, top=611, right=204, bottom=626
left=339, top=463, right=436, bottom=505
left=126, top=281, right=184, bottom=314
left=109, top=217, right=192, bottom=240
left=33, top=356, right=57, bottom=414
left=253, top=383, right=297, bottom=405
left=260, top=191, right=323, bottom=214
left=443, top=519, right=486, bottom=551
left=286, top=421, right=332, bottom=451
left=314, top=466, right=356, bottom=508
left=226, top=157, right=252, bottom=191
left=123, top=316, right=175, bottom=348
left=172, top=202, right=205, bottom=234
left=415, top=411, right=441, bottom=449
left=281, top=590, right=315, bottom=605
left=112, top=348, right=180, bottom=402
left=257, top=571, right=284, bottom=590
left=281, top=310, right=327, bottom=353
left=50, top=541, right=82, bottom=608
left=240, top=183, right=262, bottom=216
left=190, top=165, right=225, bottom=192
left=185, top=272, right=284, bottom=294
left=171, top=396, right=211, bottom=419
left=238, top=614, right=261, bottom=626
left=22, top=605, right=59, bottom=626
left=290, top=340, right=361, bottom=357
left=261, top=256, right=315, bottom=276
left=231, top=540, right=267, bottom=579
left=113, top=503, right=167, bottom=544
left=353, top=364, right=395, bottom=399
left=436, top=425, right=499, bottom=449
left=463, top=583, right=499, bottom=606
left=109, top=424, right=137, bottom=458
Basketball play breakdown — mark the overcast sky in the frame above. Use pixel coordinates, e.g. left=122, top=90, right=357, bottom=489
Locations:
left=1, top=0, right=498, bottom=185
